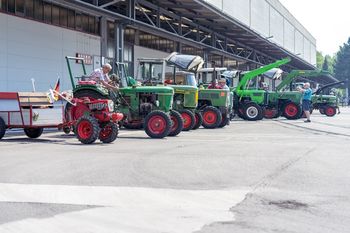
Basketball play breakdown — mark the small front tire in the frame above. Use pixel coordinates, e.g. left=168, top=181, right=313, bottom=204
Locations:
left=24, top=128, right=43, bottom=139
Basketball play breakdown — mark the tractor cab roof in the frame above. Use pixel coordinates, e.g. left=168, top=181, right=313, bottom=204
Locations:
left=198, top=67, right=227, bottom=73
left=166, top=52, right=204, bottom=73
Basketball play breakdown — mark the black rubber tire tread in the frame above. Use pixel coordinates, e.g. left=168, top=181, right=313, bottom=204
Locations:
left=144, top=110, right=172, bottom=139
left=178, top=109, right=195, bottom=131
left=168, top=110, right=184, bottom=137
left=62, top=126, right=71, bottom=134
left=99, top=122, right=119, bottom=143
left=192, top=111, right=203, bottom=130
left=218, top=114, right=230, bottom=128
left=319, top=108, right=325, bottom=115
left=283, top=102, right=302, bottom=120
left=0, top=117, right=6, bottom=140
left=242, top=102, right=263, bottom=121
left=202, top=106, right=222, bottom=129
left=75, top=115, right=100, bottom=144
left=24, top=128, right=44, bottom=139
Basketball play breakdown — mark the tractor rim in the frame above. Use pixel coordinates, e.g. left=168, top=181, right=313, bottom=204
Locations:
left=264, top=109, right=275, bottom=118
left=181, top=112, right=192, bottom=129
left=77, top=120, right=93, bottom=140
left=100, top=124, right=112, bottom=140
left=203, top=111, right=217, bottom=125
left=170, top=115, right=178, bottom=132
left=148, top=115, right=166, bottom=134
left=285, top=103, right=298, bottom=117
left=326, top=107, right=335, bottom=116
left=246, top=106, right=258, bottom=118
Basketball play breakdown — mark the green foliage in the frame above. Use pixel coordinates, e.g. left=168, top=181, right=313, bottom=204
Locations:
left=316, top=51, right=324, bottom=69
left=334, top=37, right=350, bottom=82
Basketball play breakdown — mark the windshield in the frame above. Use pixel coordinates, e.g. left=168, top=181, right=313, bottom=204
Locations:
left=137, top=62, right=168, bottom=84
left=198, top=70, right=224, bottom=84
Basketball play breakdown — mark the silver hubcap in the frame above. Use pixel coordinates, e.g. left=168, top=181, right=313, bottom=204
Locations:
left=246, top=106, right=258, bottom=118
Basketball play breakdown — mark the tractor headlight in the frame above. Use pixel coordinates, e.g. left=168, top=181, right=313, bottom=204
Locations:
left=176, top=100, right=182, bottom=105
left=155, top=100, right=160, bottom=107
left=107, top=100, right=114, bottom=112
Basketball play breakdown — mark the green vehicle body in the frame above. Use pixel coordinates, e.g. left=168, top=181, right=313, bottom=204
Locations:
left=231, top=58, right=291, bottom=120
left=66, top=56, right=174, bottom=138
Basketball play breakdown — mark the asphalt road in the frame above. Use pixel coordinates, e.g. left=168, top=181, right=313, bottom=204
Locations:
left=0, top=108, right=349, bottom=233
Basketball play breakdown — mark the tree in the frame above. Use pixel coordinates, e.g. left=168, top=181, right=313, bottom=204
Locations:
left=334, top=37, right=350, bottom=82
left=316, top=51, right=324, bottom=69
left=322, top=57, right=329, bottom=71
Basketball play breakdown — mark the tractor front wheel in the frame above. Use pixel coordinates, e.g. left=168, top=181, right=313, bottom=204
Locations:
left=24, top=128, right=43, bottom=139
left=144, top=111, right=171, bottom=138
left=218, top=114, right=230, bottom=128
left=192, top=111, right=203, bottom=130
left=0, top=117, right=6, bottom=140
left=169, top=110, right=184, bottom=137
left=243, top=102, right=263, bottom=121
left=99, top=122, right=119, bottom=143
left=179, top=109, right=195, bottom=131
left=283, top=102, right=302, bottom=120
left=75, top=116, right=100, bottom=144
left=202, top=106, right=222, bottom=129
left=324, top=105, right=337, bottom=117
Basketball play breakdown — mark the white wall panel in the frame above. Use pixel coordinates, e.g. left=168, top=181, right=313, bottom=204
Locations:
left=133, top=45, right=169, bottom=76
left=295, top=30, right=304, bottom=58
left=303, top=38, right=311, bottom=63
left=204, top=0, right=223, bottom=10
left=310, top=43, right=316, bottom=66
left=269, top=6, right=284, bottom=46
left=0, top=13, right=101, bottom=92
left=223, top=0, right=250, bottom=26
left=250, top=0, right=269, bottom=36
left=283, top=19, right=295, bottom=53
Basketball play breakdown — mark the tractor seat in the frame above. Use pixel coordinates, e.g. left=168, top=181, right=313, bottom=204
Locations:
left=78, top=80, right=97, bottom=85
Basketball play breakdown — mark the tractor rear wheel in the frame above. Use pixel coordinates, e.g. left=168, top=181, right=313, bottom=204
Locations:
left=24, top=128, right=43, bottom=139
left=283, top=102, right=302, bottom=120
left=202, top=106, right=222, bottom=129
left=144, top=110, right=171, bottom=138
left=169, top=110, right=184, bottom=137
left=74, top=89, right=107, bottom=100
left=192, top=111, right=203, bottom=130
left=75, top=115, right=100, bottom=144
left=324, top=105, right=337, bottom=117
left=179, top=109, right=195, bottom=131
left=242, top=102, right=263, bottom=121
left=99, top=122, right=119, bottom=143
left=0, top=117, right=6, bottom=140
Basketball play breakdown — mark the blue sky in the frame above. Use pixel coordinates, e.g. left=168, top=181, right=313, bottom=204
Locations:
left=279, top=0, right=350, bottom=55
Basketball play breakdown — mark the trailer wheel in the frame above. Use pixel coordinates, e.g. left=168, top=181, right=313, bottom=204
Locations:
left=243, top=102, right=263, bottom=121
left=192, top=111, right=203, bottom=130
left=324, top=105, right=337, bottom=117
left=75, top=116, right=100, bottom=144
left=24, top=128, right=43, bottom=139
left=202, top=106, right=222, bottom=129
left=178, top=109, right=195, bottom=131
left=0, top=117, right=6, bottom=140
left=283, top=102, right=302, bottom=120
left=99, top=122, right=119, bottom=143
left=144, top=110, right=171, bottom=138
left=168, top=110, right=184, bottom=137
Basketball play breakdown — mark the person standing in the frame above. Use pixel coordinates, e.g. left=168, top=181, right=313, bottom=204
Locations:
left=298, top=82, right=312, bottom=123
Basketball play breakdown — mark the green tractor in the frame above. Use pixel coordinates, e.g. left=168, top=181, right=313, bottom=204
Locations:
left=196, top=66, right=233, bottom=128
left=274, top=70, right=335, bottom=119
left=232, top=58, right=291, bottom=121
left=135, top=53, right=204, bottom=132
left=312, top=80, right=347, bottom=117
left=65, top=56, right=174, bottom=139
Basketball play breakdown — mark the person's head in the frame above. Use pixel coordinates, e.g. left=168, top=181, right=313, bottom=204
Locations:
left=218, top=78, right=226, bottom=87
left=102, top=63, right=112, bottom=74
left=303, top=82, right=310, bottom=89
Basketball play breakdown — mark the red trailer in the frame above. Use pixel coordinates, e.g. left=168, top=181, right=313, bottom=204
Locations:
left=0, top=91, right=123, bottom=144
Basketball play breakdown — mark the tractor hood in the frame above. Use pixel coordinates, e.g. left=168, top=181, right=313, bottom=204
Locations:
left=120, top=86, right=174, bottom=94
left=169, top=85, right=198, bottom=92
left=166, top=52, right=204, bottom=73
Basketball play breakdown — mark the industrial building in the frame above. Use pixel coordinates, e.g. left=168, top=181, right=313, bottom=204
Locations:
left=0, top=0, right=326, bottom=92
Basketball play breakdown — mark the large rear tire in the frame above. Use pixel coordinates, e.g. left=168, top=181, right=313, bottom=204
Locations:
left=169, top=110, right=184, bottom=137
left=202, top=106, right=222, bottom=129
left=242, top=102, right=263, bottom=121
left=99, top=122, right=119, bottom=143
left=178, top=109, right=195, bottom=131
left=283, top=102, right=302, bottom=120
left=144, top=111, right=171, bottom=138
left=24, top=128, right=43, bottom=139
left=75, top=115, right=100, bottom=144
left=218, top=114, right=230, bottom=128
left=0, top=117, right=6, bottom=139
left=192, top=111, right=203, bottom=130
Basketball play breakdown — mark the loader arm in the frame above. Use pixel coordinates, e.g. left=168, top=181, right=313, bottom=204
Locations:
left=236, top=57, right=291, bottom=92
